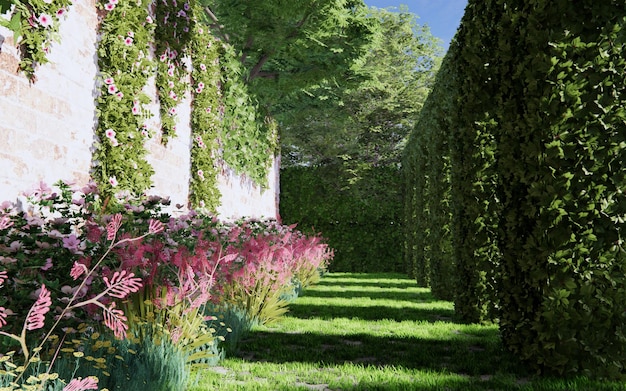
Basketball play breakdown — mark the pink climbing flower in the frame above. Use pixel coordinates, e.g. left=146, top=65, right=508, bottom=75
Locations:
left=107, top=84, right=118, bottom=94
left=109, top=0, right=118, bottom=4
left=105, top=128, right=116, bottom=139
left=146, top=16, right=154, bottom=24
left=127, top=31, right=134, bottom=37
left=169, top=107, right=177, bottom=115
left=116, top=91, right=124, bottom=99
left=62, top=234, right=82, bottom=252
left=104, top=3, right=115, bottom=10
left=40, top=258, right=53, bottom=271
left=63, top=376, right=99, bottom=391
left=56, top=8, right=66, bottom=17
left=132, top=105, right=140, bottom=115
left=197, top=170, right=204, bottom=180
left=38, top=13, right=52, bottom=28
left=124, top=37, right=133, bottom=46
left=25, top=285, right=51, bottom=331
left=195, top=87, right=202, bottom=94
left=199, top=63, right=206, bottom=71
left=108, top=176, right=118, bottom=187
left=104, top=77, right=114, bottom=85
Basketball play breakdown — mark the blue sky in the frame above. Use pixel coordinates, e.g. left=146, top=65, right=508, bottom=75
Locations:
left=363, top=0, right=468, bottom=50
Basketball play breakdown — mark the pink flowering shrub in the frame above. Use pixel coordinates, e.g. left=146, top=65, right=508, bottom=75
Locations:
left=0, top=180, right=333, bottom=366
left=209, top=219, right=333, bottom=324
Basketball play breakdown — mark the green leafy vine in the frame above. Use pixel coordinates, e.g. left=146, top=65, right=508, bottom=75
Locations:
left=0, top=0, right=72, bottom=80
left=93, top=0, right=155, bottom=203
left=188, top=20, right=221, bottom=211
left=154, top=0, right=193, bottom=144
left=218, top=42, right=276, bottom=187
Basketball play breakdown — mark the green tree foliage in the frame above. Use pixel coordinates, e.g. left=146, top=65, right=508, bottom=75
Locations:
left=281, top=6, right=442, bottom=168
left=201, top=0, right=374, bottom=107
left=404, top=0, right=626, bottom=378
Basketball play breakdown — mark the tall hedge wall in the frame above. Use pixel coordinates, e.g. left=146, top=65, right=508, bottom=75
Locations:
left=404, top=0, right=626, bottom=377
left=281, top=165, right=404, bottom=272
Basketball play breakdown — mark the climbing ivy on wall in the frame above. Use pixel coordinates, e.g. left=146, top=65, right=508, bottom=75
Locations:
left=93, top=0, right=155, bottom=203
left=0, top=0, right=72, bottom=80
left=154, top=0, right=194, bottom=144
left=218, top=42, right=277, bottom=187
left=188, top=23, right=221, bottom=211
left=2, top=0, right=277, bottom=210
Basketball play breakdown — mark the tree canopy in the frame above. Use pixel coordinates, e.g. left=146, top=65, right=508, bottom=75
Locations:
left=281, top=6, right=443, bottom=168
left=201, top=1, right=442, bottom=172
left=202, top=0, right=374, bottom=106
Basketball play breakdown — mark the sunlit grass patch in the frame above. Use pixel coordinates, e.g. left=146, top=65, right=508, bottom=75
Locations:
left=190, top=273, right=626, bottom=390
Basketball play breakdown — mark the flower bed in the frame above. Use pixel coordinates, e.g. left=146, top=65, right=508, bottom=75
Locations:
left=0, top=180, right=333, bottom=389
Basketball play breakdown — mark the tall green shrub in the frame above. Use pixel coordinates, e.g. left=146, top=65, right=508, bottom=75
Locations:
left=491, top=0, right=626, bottom=377
left=281, top=165, right=404, bottom=273
left=401, top=132, right=430, bottom=285
left=445, top=2, right=501, bottom=323
left=417, top=59, right=456, bottom=300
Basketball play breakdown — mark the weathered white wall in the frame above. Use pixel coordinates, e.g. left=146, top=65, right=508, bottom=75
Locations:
left=216, top=157, right=280, bottom=220
left=0, top=0, right=278, bottom=219
left=0, top=0, right=98, bottom=200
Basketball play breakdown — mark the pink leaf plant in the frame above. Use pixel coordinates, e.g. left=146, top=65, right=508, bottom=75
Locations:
left=63, top=376, right=99, bottom=391
left=0, top=187, right=167, bottom=383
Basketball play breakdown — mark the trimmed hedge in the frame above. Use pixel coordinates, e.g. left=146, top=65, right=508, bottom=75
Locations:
left=404, top=0, right=626, bottom=378
left=281, top=165, right=404, bottom=273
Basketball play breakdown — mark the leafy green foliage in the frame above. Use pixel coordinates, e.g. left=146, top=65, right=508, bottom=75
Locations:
left=218, top=43, right=277, bottom=187
left=0, top=0, right=72, bottom=80
left=154, top=0, right=194, bottom=144
left=491, top=1, right=626, bottom=378
left=189, top=23, right=222, bottom=211
left=93, top=0, right=155, bottom=202
left=201, top=0, right=374, bottom=104
left=404, top=0, right=626, bottom=378
left=281, top=165, right=404, bottom=273
left=281, top=6, right=441, bottom=169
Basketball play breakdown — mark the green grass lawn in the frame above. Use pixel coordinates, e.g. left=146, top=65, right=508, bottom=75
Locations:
left=188, top=273, right=626, bottom=390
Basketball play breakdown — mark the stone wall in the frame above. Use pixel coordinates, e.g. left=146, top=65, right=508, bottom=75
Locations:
left=0, top=0, right=278, bottom=219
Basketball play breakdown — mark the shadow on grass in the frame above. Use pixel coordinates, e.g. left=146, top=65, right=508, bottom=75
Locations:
left=301, top=288, right=436, bottom=302
left=287, top=303, right=455, bottom=323
left=234, top=329, right=512, bottom=376
left=316, top=279, right=420, bottom=289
